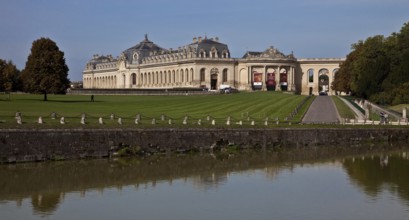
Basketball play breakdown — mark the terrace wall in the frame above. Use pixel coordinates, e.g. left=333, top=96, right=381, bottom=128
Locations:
left=1, top=128, right=409, bottom=163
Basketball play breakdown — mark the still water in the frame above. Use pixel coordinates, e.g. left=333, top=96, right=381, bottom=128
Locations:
left=1, top=147, right=409, bottom=220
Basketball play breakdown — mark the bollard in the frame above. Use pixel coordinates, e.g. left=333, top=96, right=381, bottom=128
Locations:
left=16, top=116, right=22, bottom=124
left=81, top=117, right=86, bottom=125
left=99, top=117, right=104, bottom=125
left=135, top=118, right=139, bottom=125
left=60, top=117, right=65, bottom=124
left=38, top=116, right=43, bottom=124
left=198, top=119, right=202, bottom=125
left=118, top=117, right=122, bottom=125
left=152, top=118, right=156, bottom=125
left=211, top=119, right=215, bottom=126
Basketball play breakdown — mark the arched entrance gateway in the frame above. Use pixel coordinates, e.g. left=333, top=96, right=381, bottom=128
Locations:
left=279, top=68, right=288, bottom=91
left=318, top=68, right=329, bottom=94
left=266, top=70, right=276, bottom=91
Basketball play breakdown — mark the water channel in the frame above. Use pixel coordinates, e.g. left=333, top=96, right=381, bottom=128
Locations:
left=1, top=146, right=409, bottom=220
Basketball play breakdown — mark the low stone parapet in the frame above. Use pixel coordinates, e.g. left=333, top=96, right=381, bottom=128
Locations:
left=1, top=128, right=409, bottom=163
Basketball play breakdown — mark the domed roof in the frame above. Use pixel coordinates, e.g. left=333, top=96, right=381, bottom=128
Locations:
left=122, top=34, right=166, bottom=63
left=124, top=34, right=164, bottom=52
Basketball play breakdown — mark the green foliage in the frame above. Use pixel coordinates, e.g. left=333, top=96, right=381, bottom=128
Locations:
left=371, top=82, right=409, bottom=105
left=333, top=22, right=409, bottom=105
left=21, top=38, right=70, bottom=100
left=350, top=36, right=390, bottom=99
left=0, top=59, right=21, bottom=92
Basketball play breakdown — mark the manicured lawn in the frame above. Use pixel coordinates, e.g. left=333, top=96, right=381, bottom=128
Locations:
left=0, top=92, right=310, bottom=128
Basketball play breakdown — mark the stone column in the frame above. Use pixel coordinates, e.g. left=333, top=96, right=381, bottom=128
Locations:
left=262, top=65, right=266, bottom=91
left=313, top=68, right=319, bottom=95
left=247, top=66, right=251, bottom=87
left=286, top=66, right=291, bottom=91
left=275, top=66, right=281, bottom=91
left=290, top=66, right=295, bottom=91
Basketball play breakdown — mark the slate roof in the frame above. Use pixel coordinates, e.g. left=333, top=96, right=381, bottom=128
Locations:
left=122, top=34, right=167, bottom=63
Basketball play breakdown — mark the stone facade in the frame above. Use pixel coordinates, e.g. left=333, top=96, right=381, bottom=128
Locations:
left=83, top=35, right=345, bottom=95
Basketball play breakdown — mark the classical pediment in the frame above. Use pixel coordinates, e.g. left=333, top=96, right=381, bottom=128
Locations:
left=243, top=46, right=294, bottom=59
left=262, top=47, right=286, bottom=58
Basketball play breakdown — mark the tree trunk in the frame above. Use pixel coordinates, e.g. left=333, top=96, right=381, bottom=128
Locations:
left=43, top=91, right=48, bottom=101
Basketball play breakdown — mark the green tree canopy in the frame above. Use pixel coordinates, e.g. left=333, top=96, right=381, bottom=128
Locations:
left=21, top=38, right=70, bottom=101
left=350, top=35, right=390, bottom=99
left=333, top=21, right=409, bottom=105
left=0, top=59, right=21, bottom=92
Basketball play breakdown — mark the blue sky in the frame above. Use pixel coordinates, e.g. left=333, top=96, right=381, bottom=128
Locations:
left=1, top=0, right=408, bottom=81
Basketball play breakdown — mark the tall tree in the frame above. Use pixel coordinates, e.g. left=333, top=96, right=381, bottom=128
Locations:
left=21, top=38, right=70, bottom=101
left=351, top=35, right=390, bottom=99
left=382, top=22, right=409, bottom=91
left=0, top=59, right=21, bottom=94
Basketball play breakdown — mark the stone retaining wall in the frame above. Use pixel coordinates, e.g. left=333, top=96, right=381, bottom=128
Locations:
left=1, top=128, right=409, bottom=163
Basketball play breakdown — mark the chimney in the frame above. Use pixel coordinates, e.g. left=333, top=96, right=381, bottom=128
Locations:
left=193, top=37, right=197, bottom=43
left=198, top=37, right=202, bottom=43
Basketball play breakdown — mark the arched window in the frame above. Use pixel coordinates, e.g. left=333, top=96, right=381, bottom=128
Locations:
left=222, top=69, right=228, bottom=83
left=200, top=68, right=205, bottom=82
left=168, top=71, right=171, bottom=84
left=308, top=69, right=314, bottom=83
left=185, top=68, right=189, bottom=82
left=190, top=68, right=194, bottom=82
left=131, top=73, right=137, bottom=85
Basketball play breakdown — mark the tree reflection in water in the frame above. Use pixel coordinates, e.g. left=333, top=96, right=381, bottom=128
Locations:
left=342, top=151, right=409, bottom=202
left=0, top=146, right=408, bottom=217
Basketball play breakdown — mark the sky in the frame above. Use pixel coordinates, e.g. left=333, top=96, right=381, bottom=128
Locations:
left=0, top=0, right=408, bottom=81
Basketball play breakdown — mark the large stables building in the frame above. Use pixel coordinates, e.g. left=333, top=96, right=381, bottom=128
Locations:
left=83, top=35, right=344, bottom=95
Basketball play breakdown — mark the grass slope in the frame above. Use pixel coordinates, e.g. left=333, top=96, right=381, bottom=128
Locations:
left=0, top=92, right=309, bottom=128
left=331, top=96, right=355, bottom=119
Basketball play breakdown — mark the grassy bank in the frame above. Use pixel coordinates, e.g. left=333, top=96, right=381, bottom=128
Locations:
left=331, top=96, right=356, bottom=119
left=0, top=92, right=310, bottom=128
